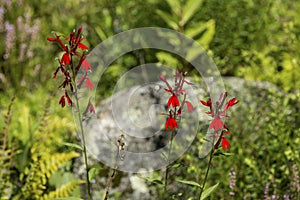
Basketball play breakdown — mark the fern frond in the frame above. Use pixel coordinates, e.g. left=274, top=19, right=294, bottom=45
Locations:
left=18, top=151, right=80, bottom=199
left=41, top=180, right=85, bottom=200
left=40, top=152, right=80, bottom=179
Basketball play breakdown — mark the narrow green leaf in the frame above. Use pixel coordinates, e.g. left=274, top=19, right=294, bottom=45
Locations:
left=197, top=19, right=215, bottom=49
left=156, top=10, right=178, bottom=30
left=200, top=182, right=219, bottom=200
left=166, top=0, right=181, bottom=16
left=61, top=142, right=83, bottom=151
left=186, top=22, right=207, bottom=38
left=94, top=26, right=107, bottom=41
left=214, top=151, right=233, bottom=156
left=176, top=179, right=201, bottom=187
left=181, top=0, right=203, bottom=26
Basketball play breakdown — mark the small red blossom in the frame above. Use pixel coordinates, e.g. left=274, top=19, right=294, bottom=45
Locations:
left=167, top=94, right=180, bottom=108
left=83, top=100, right=96, bottom=116
left=225, top=97, right=240, bottom=110
left=85, top=78, right=94, bottom=90
left=78, top=43, right=88, bottom=50
left=47, top=37, right=56, bottom=42
left=209, top=117, right=224, bottom=132
left=81, top=59, right=92, bottom=72
left=65, top=91, right=73, bottom=106
left=60, top=52, right=71, bottom=66
left=59, top=95, right=66, bottom=107
left=185, top=100, right=194, bottom=113
left=221, top=137, right=230, bottom=151
left=166, top=116, right=178, bottom=131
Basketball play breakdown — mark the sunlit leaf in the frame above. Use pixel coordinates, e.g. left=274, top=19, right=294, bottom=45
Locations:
left=156, top=10, right=178, bottom=30
left=176, top=179, right=201, bottom=187
left=181, top=0, right=203, bottom=26
left=200, top=182, right=219, bottom=200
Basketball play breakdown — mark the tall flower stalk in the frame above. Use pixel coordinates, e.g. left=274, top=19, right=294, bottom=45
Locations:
left=48, top=26, right=95, bottom=200
left=160, top=69, right=194, bottom=194
left=198, top=92, right=239, bottom=199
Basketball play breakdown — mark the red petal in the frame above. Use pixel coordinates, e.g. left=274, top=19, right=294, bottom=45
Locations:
left=47, top=37, right=56, bottom=41
left=160, top=75, right=166, bottom=82
left=222, top=137, right=230, bottom=151
left=167, top=95, right=180, bottom=108
left=78, top=43, right=88, bottom=50
left=165, top=118, right=170, bottom=130
left=61, top=53, right=70, bottom=66
left=89, top=102, right=96, bottom=114
left=65, top=91, right=73, bottom=106
left=82, top=59, right=92, bottom=72
left=185, top=101, right=194, bottom=113
left=86, top=78, right=94, bottom=90
left=59, top=96, right=65, bottom=107
left=200, top=100, right=209, bottom=106
left=209, top=118, right=224, bottom=131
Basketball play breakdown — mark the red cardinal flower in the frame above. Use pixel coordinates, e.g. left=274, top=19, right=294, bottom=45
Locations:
left=83, top=100, right=96, bottom=116
left=225, top=97, right=240, bottom=110
left=168, top=94, right=180, bottom=108
left=81, top=59, right=92, bottom=72
left=85, top=78, right=94, bottom=90
left=165, top=116, right=178, bottom=131
left=209, top=117, right=224, bottom=132
left=201, top=92, right=239, bottom=151
left=59, top=95, right=66, bottom=108
left=65, top=92, right=72, bottom=106
left=221, top=137, right=230, bottom=151
left=60, top=52, right=71, bottom=66
left=78, top=43, right=88, bottom=51
left=185, top=100, right=194, bottom=113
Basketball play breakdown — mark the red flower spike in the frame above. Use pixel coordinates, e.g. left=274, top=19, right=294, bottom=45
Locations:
left=165, top=116, right=178, bottom=131
left=59, top=95, right=66, bottom=108
left=221, top=137, right=230, bottom=151
left=86, top=78, right=94, bottom=90
left=167, top=94, right=180, bottom=108
left=209, top=117, right=224, bottom=132
left=185, top=100, right=194, bottom=113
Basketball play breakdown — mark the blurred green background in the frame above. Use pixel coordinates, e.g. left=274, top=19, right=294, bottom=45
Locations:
left=0, top=0, right=299, bottom=199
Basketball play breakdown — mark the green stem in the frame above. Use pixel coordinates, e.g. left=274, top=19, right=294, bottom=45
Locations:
left=198, top=129, right=224, bottom=200
left=70, top=55, right=92, bottom=200
left=198, top=147, right=214, bottom=200
left=164, top=129, right=175, bottom=194
left=104, top=141, right=121, bottom=200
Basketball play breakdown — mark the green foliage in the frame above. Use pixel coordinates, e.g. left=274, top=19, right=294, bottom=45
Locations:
left=0, top=89, right=83, bottom=199
left=0, top=96, right=15, bottom=198
left=0, top=0, right=299, bottom=199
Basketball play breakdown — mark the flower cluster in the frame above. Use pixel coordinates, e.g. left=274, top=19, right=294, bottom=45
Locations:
left=47, top=26, right=95, bottom=115
left=160, top=69, right=194, bottom=131
left=200, top=92, right=239, bottom=151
